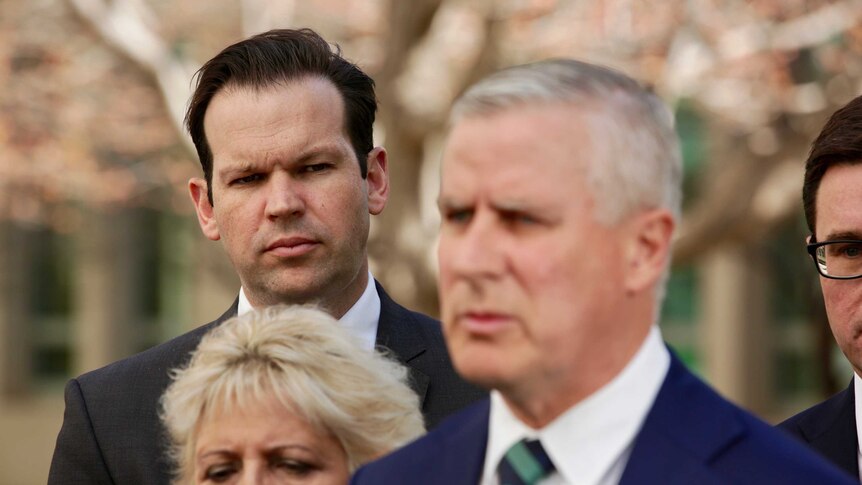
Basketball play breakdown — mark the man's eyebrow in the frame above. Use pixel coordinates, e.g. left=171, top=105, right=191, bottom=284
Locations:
left=490, top=200, right=531, bottom=213
left=821, top=231, right=862, bottom=242
left=217, top=144, right=350, bottom=177
left=218, top=162, right=258, bottom=178
left=295, top=142, right=350, bottom=160
left=437, top=197, right=467, bottom=210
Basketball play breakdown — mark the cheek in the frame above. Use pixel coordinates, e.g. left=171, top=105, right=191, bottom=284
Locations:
left=214, top=197, right=257, bottom=234
left=436, top=240, right=458, bottom=284
left=321, top=186, right=368, bottom=231
left=822, top=282, right=862, bottom=322
left=514, top=246, right=582, bottom=295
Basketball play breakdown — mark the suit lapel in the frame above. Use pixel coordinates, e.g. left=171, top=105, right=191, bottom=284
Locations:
left=373, top=281, right=430, bottom=404
left=620, top=353, right=745, bottom=485
left=796, top=381, right=857, bottom=476
left=437, top=399, right=491, bottom=483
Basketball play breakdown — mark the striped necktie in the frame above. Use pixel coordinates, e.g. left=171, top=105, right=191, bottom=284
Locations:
left=496, top=438, right=556, bottom=485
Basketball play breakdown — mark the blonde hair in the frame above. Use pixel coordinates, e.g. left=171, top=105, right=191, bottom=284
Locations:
left=160, top=305, right=425, bottom=484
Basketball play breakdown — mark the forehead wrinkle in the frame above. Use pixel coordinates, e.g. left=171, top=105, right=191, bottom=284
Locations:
left=219, top=141, right=352, bottom=172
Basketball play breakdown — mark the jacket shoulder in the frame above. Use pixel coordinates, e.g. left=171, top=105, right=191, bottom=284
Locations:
left=352, top=399, right=490, bottom=484
left=714, top=407, right=856, bottom=483
left=76, top=322, right=213, bottom=391
left=625, top=353, right=855, bottom=484
left=777, top=385, right=852, bottom=439
left=50, top=304, right=236, bottom=485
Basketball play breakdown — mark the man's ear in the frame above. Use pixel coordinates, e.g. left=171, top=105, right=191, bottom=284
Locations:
left=805, top=234, right=812, bottom=244
left=623, top=209, right=675, bottom=294
left=189, top=178, right=221, bottom=241
left=365, top=147, right=389, bottom=215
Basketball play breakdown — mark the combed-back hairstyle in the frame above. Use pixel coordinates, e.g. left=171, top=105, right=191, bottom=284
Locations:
left=802, top=95, right=862, bottom=236
left=450, top=58, right=682, bottom=225
left=160, top=305, right=424, bottom=484
left=185, top=28, right=378, bottom=204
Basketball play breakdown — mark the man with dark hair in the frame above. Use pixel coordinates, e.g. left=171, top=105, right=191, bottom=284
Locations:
left=49, top=28, right=483, bottom=485
left=779, top=95, right=862, bottom=480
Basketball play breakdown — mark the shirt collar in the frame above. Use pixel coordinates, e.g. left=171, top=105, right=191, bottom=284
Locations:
left=853, top=373, right=862, bottom=463
left=482, top=325, right=670, bottom=485
left=337, top=272, right=380, bottom=351
left=237, top=272, right=380, bottom=351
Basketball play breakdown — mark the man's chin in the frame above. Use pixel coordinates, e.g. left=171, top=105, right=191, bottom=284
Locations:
left=246, top=278, right=328, bottom=307
left=450, top=351, right=514, bottom=391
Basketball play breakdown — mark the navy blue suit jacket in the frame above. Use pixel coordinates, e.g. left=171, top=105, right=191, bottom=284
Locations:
left=353, top=353, right=854, bottom=484
left=48, top=282, right=485, bottom=485
left=778, top=381, right=858, bottom=480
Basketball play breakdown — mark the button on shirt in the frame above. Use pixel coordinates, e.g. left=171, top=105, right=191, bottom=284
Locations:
left=480, top=325, right=670, bottom=485
left=237, top=271, right=380, bottom=351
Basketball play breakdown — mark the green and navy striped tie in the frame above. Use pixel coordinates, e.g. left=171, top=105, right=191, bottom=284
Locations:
left=496, top=438, right=556, bottom=485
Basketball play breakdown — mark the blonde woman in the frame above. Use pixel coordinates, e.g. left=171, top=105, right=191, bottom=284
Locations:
left=160, top=305, right=424, bottom=484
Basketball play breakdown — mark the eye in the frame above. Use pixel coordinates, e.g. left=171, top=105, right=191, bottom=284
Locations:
left=301, top=163, right=331, bottom=173
left=271, top=457, right=316, bottom=476
left=231, top=173, right=264, bottom=185
left=501, top=210, right=538, bottom=226
left=204, top=462, right=239, bottom=483
left=443, top=209, right=473, bottom=225
left=840, top=243, right=862, bottom=258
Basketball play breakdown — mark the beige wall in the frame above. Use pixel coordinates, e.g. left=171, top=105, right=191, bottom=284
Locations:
left=0, top=394, right=64, bottom=484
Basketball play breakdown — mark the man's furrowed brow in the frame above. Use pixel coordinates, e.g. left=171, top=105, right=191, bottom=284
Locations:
left=490, top=199, right=532, bottom=213
left=219, top=162, right=259, bottom=178
left=437, top=196, right=470, bottom=212
left=294, top=142, right=353, bottom=162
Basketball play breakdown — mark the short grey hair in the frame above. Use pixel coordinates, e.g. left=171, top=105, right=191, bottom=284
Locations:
left=451, top=58, right=683, bottom=224
left=160, top=305, right=425, bottom=484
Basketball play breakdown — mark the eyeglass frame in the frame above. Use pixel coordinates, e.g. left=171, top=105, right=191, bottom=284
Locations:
left=806, top=236, right=862, bottom=280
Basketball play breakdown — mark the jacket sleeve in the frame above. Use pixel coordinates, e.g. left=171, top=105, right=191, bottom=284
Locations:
left=48, top=379, right=114, bottom=485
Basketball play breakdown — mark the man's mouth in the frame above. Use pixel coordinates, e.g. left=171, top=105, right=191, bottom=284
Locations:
left=264, top=237, right=320, bottom=258
left=456, top=310, right=515, bottom=336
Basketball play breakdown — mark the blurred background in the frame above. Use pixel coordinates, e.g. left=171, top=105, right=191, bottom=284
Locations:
left=2, top=0, right=862, bottom=482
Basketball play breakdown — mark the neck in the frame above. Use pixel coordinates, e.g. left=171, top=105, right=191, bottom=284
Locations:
left=244, top=268, right=370, bottom=319
left=502, top=320, right=654, bottom=429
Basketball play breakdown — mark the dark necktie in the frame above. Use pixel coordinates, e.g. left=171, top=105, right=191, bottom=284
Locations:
left=496, top=438, right=556, bottom=485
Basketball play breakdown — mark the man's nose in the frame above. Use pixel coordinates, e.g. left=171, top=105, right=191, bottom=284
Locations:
left=264, top=172, right=305, bottom=220
left=445, top=214, right=505, bottom=279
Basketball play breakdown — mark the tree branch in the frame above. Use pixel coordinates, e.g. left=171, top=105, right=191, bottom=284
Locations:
left=66, top=0, right=199, bottom=153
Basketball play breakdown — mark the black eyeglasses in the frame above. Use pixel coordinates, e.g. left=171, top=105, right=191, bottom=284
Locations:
left=807, top=237, right=862, bottom=280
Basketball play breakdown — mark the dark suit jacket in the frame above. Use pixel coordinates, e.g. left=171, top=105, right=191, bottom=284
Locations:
left=352, top=353, right=855, bottom=484
left=48, top=282, right=485, bottom=484
left=778, top=381, right=858, bottom=479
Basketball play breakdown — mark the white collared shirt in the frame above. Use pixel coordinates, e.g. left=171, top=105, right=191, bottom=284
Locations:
left=480, top=325, right=670, bottom=485
left=853, top=373, right=862, bottom=479
left=237, top=271, right=380, bottom=351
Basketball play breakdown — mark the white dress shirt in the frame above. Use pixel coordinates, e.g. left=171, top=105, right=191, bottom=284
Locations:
left=853, top=372, right=862, bottom=479
left=480, top=325, right=671, bottom=485
left=237, top=271, right=380, bottom=351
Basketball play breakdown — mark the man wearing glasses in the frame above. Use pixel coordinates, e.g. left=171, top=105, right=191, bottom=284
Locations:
left=779, top=94, right=862, bottom=481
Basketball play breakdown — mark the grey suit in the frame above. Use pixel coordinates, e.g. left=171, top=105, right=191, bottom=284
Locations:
left=48, top=282, right=485, bottom=484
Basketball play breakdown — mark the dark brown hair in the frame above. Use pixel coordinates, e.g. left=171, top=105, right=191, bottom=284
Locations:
left=185, top=28, right=377, bottom=204
left=802, top=95, right=862, bottom=236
